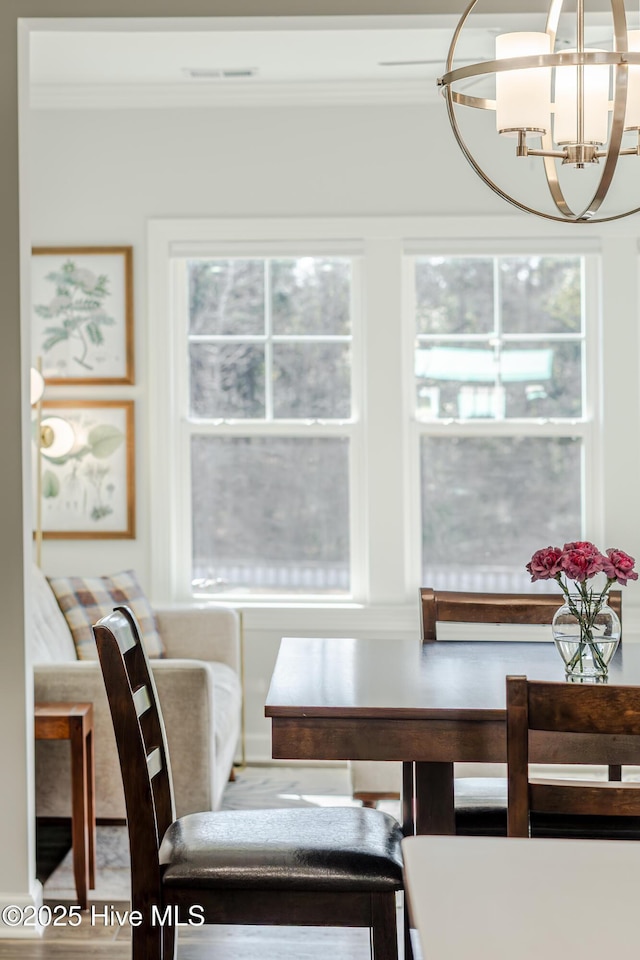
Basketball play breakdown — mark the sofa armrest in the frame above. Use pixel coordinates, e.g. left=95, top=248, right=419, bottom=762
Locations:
left=34, top=658, right=223, bottom=818
left=150, top=660, right=218, bottom=815
left=155, top=604, right=240, bottom=673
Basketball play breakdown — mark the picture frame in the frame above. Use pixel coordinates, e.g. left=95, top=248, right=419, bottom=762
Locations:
left=37, top=400, right=135, bottom=539
left=31, top=246, right=134, bottom=385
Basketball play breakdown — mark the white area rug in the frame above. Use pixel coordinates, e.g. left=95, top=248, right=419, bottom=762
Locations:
left=44, top=765, right=398, bottom=904
left=221, top=764, right=359, bottom=810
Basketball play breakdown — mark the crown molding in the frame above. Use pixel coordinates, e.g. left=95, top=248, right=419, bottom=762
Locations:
left=30, top=78, right=440, bottom=110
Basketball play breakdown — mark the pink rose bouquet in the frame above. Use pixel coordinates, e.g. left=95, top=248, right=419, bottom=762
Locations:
left=526, top=541, right=637, bottom=675
left=527, top=541, right=637, bottom=592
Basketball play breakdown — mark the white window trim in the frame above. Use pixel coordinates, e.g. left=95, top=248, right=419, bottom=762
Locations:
left=147, top=216, right=640, bottom=633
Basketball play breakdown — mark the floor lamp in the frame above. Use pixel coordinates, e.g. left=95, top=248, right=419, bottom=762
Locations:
left=31, top=361, right=75, bottom=567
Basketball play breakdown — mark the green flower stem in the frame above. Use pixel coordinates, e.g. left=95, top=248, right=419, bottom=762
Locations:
left=554, top=574, right=615, bottom=675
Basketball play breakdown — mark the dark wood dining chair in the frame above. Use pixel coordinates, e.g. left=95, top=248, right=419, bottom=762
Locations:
left=420, top=586, right=622, bottom=641
left=426, top=588, right=624, bottom=835
left=507, top=675, right=640, bottom=839
left=421, top=588, right=571, bottom=833
left=93, top=606, right=404, bottom=960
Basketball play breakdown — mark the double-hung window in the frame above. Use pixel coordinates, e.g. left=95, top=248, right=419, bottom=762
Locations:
left=153, top=221, right=603, bottom=608
left=179, top=253, right=357, bottom=597
left=410, top=249, right=597, bottom=592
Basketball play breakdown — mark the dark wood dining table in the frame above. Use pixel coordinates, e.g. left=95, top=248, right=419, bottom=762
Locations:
left=265, top=636, right=640, bottom=836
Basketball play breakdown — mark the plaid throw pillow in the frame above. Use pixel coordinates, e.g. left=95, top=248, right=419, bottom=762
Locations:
left=47, top=570, right=165, bottom=661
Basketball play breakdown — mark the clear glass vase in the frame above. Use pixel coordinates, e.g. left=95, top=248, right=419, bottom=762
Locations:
left=551, top=595, right=621, bottom=682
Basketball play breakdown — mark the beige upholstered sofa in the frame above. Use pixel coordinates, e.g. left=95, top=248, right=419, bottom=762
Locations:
left=31, top=565, right=241, bottom=820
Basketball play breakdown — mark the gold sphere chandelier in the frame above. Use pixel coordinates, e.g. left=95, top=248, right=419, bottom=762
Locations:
left=438, top=0, right=640, bottom=222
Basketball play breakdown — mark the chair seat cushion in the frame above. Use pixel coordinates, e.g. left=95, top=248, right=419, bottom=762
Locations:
left=160, top=807, right=404, bottom=892
left=454, top=777, right=640, bottom=839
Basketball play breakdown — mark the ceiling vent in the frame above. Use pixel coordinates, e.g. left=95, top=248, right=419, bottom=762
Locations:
left=182, top=67, right=258, bottom=80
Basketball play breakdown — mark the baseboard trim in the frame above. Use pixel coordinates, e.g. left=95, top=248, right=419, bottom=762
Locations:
left=0, top=882, right=44, bottom=938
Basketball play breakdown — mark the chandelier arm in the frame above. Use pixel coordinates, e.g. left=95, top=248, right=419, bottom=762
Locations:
left=576, top=0, right=629, bottom=219
left=604, top=144, right=640, bottom=156
left=527, top=148, right=571, bottom=158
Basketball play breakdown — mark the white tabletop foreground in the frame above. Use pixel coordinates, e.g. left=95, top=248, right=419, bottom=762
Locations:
left=402, top=834, right=640, bottom=960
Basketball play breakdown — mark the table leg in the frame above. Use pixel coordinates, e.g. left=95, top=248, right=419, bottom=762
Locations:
left=403, top=900, right=415, bottom=960
left=415, top=761, right=455, bottom=835
left=86, top=726, right=96, bottom=889
left=70, top=719, right=90, bottom=909
left=401, top=762, right=415, bottom=836
left=401, top=763, right=416, bottom=960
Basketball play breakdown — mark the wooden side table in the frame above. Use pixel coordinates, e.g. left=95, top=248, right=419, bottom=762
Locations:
left=34, top=702, right=96, bottom=909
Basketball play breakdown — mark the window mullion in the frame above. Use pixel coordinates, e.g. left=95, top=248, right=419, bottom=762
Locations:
left=264, top=259, right=274, bottom=421
left=174, top=258, right=194, bottom=600
left=493, top=256, right=505, bottom=421
left=361, top=237, right=407, bottom=604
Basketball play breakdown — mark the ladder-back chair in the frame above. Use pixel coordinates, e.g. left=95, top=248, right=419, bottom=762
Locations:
left=93, top=606, right=404, bottom=960
left=420, top=587, right=622, bottom=641
left=507, top=675, right=640, bottom=839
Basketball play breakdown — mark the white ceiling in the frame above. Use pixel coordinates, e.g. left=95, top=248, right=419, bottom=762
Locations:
left=26, top=15, right=499, bottom=108
left=30, top=26, right=461, bottom=86
left=28, top=12, right=623, bottom=109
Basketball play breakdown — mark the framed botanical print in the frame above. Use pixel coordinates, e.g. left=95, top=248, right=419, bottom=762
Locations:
left=37, top=400, right=135, bottom=539
left=31, top=246, right=134, bottom=385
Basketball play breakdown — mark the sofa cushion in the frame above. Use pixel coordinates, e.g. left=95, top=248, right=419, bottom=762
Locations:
left=47, top=570, right=165, bottom=660
left=31, top=564, right=78, bottom=663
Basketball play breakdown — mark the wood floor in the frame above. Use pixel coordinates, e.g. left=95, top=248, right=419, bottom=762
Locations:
left=0, top=916, right=388, bottom=958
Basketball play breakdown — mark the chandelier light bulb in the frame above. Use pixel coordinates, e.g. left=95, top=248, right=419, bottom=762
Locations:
left=553, top=49, right=610, bottom=147
left=495, top=33, right=551, bottom=137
